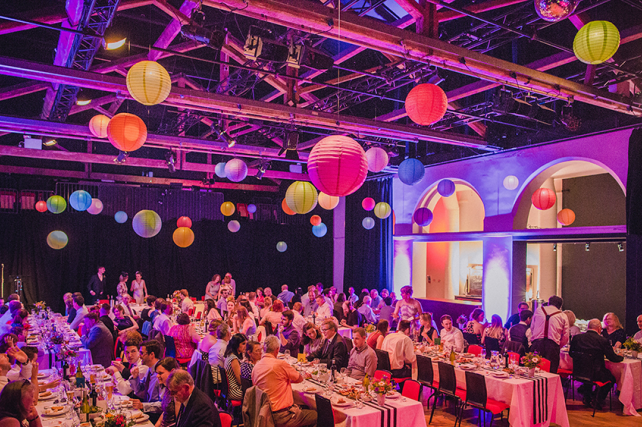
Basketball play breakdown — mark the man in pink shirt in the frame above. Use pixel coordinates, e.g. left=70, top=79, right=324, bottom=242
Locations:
left=251, top=336, right=317, bottom=427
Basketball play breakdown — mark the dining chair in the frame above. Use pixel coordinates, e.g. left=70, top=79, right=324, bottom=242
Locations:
left=218, top=366, right=243, bottom=413
left=483, top=338, right=500, bottom=359
left=539, top=357, right=551, bottom=373
left=219, top=413, right=232, bottom=427
left=163, top=335, right=177, bottom=358
left=468, top=345, right=483, bottom=356
left=401, top=379, right=422, bottom=401
left=570, top=351, right=613, bottom=417
left=429, top=362, right=466, bottom=425
left=459, top=371, right=510, bottom=427
left=463, top=332, right=480, bottom=345
left=374, top=370, right=392, bottom=381
left=344, top=337, right=353, bottom=354
left=315, top=394, right=335, bottom=426
left=374, top=349, right=411, bottom=388
left=507, top=352, right=520, bottom=366
left=416, top=355, right=439, bottom=399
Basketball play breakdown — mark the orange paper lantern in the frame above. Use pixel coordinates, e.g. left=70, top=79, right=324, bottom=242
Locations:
left=282, top=198, right=295, bottom=215
left=557, top=208, right=576, bottom=226
left=310, top=215, right=322, bottom=226
left=89, top=114, right=110, bottom=138
left=107, top=113, right=147, bottom=152
left=405, top=84, right=448, bottom=126
left=532, top=188, right=556, bottom=210
left=173, top=227, right=194, bottom=248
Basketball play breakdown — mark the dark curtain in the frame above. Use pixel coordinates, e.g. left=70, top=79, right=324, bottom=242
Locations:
left=0, top=211, right=333, bottom=313
left=626, top=128, right=642, bottom=334
left=343, top=177, right=393, bottom=294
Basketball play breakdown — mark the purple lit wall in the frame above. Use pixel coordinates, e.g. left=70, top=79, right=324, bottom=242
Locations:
left=482, top=236, right=512, bottom=322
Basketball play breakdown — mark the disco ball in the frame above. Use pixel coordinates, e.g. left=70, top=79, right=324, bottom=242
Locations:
left=534, top=0, right=579, bottom=22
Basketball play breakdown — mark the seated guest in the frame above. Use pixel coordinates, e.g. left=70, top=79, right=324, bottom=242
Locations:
left=509, top=309, right=533, bottom=350
left=564, top=310, right=581, bottom=337
left=291, top=303, right=307, bottom=336
left=252, top=336, right=316, bottom=427
left=301, top=286, right=317, bottom=316
left=224, top=333, right=247, bottom=401
left=482, top=314, right=506, bottom=346
left=198, top=320, right=222, bottom=356
left=204, top=299, right=222, bottom=323
left=314, top=294, right=333, bottom=321
left=367, top=320, right=389, bottom=350
left=465, top=308, right=486, bottom=344
left=114, top=305, right=139, bottom=340
left=234, top=307, right=256, bottom=337
left=634, top=314, right=642, bottom=344
left=370, top=290, right=382, bottom=312
left=0, top=379, right=42, bottom=427
left=108, top=340, right=143, bottom=397
left=151, top=298, right=165, bottom=323
left=153, top=302, right=173, bottom=336
left=81, top=312, right=114, bottom=368
left=333, top=293, right=346, bottom=322
left=291, top=287, right=303, bottom=306
left=277, top=311, right=300, bottom=357
left=6, top=346, right=37, bottom=382
left=309, top=319, right=348, bottom=369
left=601, top=312, right=627, bottom=348
left=208, top=324, right=231, bottom=384
left=69, top=295, right=88, bottom=331
left=99, top=304, right=116, bottom=335
left=439, top=315, right=464, bottom=352
left=347, top=287, right=358, bottom=304
left=0, top=353, right=11, bottom=393
left=141, top=296, right=157, bottom=322
left=277, top=284, right=294, bottom=305
left=345, top=328, right=376, bottom=380
left=505, top=302, right=529, bottom=329
left=340, top=300, right=362, bottom=329
left=121, top=295, right=137, bottom=318
left=180, top=289, right=195, bottom=314
left=154, top=357, right=180, bottom=427
left=247, top=292, right=260, bottom=319
left=378, top=297, right=394, bottom=326
left=261, top=299, right=284, bottom=329
left=241, top=340, right=261, bottom=380
left=63, top=293, right=74, bottom=317
left=167, top=370, right=221, bottom=427
left=263, top=287, right=273, bottom=300
left=131, top=340, right=163, bottom=415
left=357, top=296, right=377, bottom=325
left=419, top=313, right=439, bottom=344
left=381, top=320, right=417, bottom=378
left=258, top=296, right=272, bottom=320
left=571, top=318, right=623, bottom=408
left=456, top=315, right=468, bottom=331
left=302, top=323, right=324, bottom=357
left=168, top=313, right=200, bottom=360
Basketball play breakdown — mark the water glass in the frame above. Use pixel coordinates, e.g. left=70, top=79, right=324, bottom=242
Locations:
left=284, top=350, right=290, bottom=359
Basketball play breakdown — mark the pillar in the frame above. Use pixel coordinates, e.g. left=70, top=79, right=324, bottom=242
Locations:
left=482, top=235, right=513, bottom=322
left=333, top=196, right=346, bottom=293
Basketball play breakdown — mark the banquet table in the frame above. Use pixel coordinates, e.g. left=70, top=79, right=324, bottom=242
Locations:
left=559, top=351, right=642, bottom=416
left=338, top=327, right=353, bottom=339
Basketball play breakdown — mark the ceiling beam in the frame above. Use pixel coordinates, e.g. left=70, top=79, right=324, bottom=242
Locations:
left=0, top=81, right=50, bottom=102
left=0, top=57, right=489, bottom=149
left=201, top=0, right=641, bottom=116
left=436, top=0, right=528, bottom=22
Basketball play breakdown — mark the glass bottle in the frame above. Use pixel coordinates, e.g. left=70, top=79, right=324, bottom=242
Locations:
left=80, top=389, right=91, bottom=422
left=75, top=365, right=85, bottom=388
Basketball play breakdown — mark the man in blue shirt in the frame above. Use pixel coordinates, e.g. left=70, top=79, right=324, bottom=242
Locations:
left=277, top=284, right=294, bottom=305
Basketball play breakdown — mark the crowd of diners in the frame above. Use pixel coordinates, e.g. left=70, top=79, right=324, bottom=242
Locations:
left=0, top=278, right=641, bottom=426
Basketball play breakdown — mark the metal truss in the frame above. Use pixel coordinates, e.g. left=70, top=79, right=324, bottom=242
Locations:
left=156, top=111, right=204, bottom=136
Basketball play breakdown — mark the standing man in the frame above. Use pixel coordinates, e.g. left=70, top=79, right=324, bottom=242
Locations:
left=168, top=370, right=221, bottom=427
left=277, top=285, right=294, bottom=305
left=309, top=319, right=348, bottom=369
left=530, top=295, right=569, bottom=374
left=81, top=312, right=114, bottom=368
left=345, top=328, right=377, bottom=380
left=505, top=302, right=530, bottom=329
left=277, top=311, right=301, bottom=357
left=392, top=286, right=423, bottom=331
left=88, top=266, right=106, bottom=304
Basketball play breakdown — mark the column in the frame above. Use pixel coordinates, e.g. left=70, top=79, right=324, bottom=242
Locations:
left=482, top=235, right=513, bottom=322
left=333, top=196, right=346, bottom=294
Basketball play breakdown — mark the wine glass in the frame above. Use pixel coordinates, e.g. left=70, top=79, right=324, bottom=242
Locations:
left=284, top=350, right=290, bottom=359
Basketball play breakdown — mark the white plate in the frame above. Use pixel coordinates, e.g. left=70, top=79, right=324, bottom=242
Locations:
left=134, top=414, right=150, bottom=423
left=39, top=392, right=56, bottom=400
left=491, top=372, right=509, bottom=378
left=333, top=399, right=352, bottom=407
left=41, top=406, right=70, bottom=417
left=303, top=388, right=318, bottom=394
left=386, top=393, right=401, bottom=399
left=459, top=364, right=476, bottom=370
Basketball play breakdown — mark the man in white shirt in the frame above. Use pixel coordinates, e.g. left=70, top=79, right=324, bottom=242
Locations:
left=634, top=314, right=642, bottom=344
left=291, top=302, right=308, bottom=336
left=357, top=296, right=377, bottom=324
left=300, top=286, right=317, bottom=316
left=153, top=302, right=173, bottom=335
left=530, top=295, right=569, bottom=374
left=180, top=289, right=195, bottom=313
left=315, top=295, right=332, bottom=321
left=439, top=315, right=464, bottom=352
left=277, top=284, right=294, bottom=305
left=69, top=295, right=89, bottom=331
left=107, top=340, right=144, bottom=397
left=208, top=323, right=230, bottom=384
left=248, top=292, right=260, bottom=319
left=380, top=320, right=416, bottom=378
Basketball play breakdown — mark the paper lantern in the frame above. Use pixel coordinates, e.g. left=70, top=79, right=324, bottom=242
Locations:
left=276, top=241, right=288, bottom=252
left=398, top=158, right=425, bottom=185
left=215, top=162, right=227, bottom=178
left=312, top=223, right=327, bottom=237
left=362, top=197, right=375, bottom=211
left=535, top=0, right=579, bottom=22
left=87, top=198, right=103, bottom=215
left=107, top=113, right=147, bottom=152
left=318, top=192, right=339, bottom=210
left=126, top=60, right=172, bottom=106
left=310, top=215, right=322, bottom=226
left=437, top=179, right=456, bottom=197
left=221, top=202, right=235, bottom=216
left=362, top=217, right=375, bottom=230
left=115, top=211, right=128, bottom=223
left=557, top=208, right=576, bottom=226
left=47, top=195, right=66, bottom=214
left=47, top=231, right=68, bottom=250
left=89, top=114, right=110, bottom=138
left=573, top=21, right=620, bottom=65
left=173, top=227, right=194, bottom=248
left=285, top=181, right=318, bottom=214
left=532, top=188, right=556, bottom=210
left=405, top=83, right=448, bottom=126
left=133, top=210, right=162, bottom=238
left=414, top=208, right=433, bottom=227
left=177, top=216, right=192, bottom=228
left=365, top=147, right=389, bottom=172
left=503, top=175, right=519, bottom=191
left=69, top=190, right=92, bottom=211
left=307, top=135, right=368, bottom=197
left=225, top=159, right=248, bottom=182
left=374, top=202, right=392, bottom=219
left=227, top=220, right=241, bottom=233
left=35, top=201, right=48, bottom=213
left=247, top=204, right=257, bottom=214
left=281, top=199, right=296, bottom=216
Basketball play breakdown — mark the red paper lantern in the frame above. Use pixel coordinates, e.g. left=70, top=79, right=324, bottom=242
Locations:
left=107, top=113, right=147, bottom=152
left=177, top=216, right=192, bottom=228
left=282, top=198, right=296, bottom=215
left=310, top=215, right=322, bottom=226
left=405, top=84, right=448, bottom=126
left=362, top=197, right=375, bottom=211
left=307, top=136, right=368, bottom=197
left=532, top=188, right=556, bottom=210
left=35, top=201, right=48, bottom=212
left=557, top=208, right=576, bottom=226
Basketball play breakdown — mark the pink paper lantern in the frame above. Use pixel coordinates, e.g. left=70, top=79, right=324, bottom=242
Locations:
left=307, top=136, right=368, bottom=197
left=532, top=188, right=556, bottom=210
left=362, top=197, right=375, bottom=211
left=365, top=147, right=389, bottom=172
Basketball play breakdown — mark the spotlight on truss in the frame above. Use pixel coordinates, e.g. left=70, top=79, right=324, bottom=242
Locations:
left=256, top=161, right=270, bottom=180
left=181, top=9, right=226, bottom=50
left=561, top=102, right=581, bottom=132
left=286, top=44, right=334, bottom=71
left=114, top=151, right=129, bottom=164
left=213, top=126, right=237, bottom=148
left=243, top=26, right=289, bottom=62
left=165, top=150, right=176, bottom=173
left=278, top=131, right=300, bottom=160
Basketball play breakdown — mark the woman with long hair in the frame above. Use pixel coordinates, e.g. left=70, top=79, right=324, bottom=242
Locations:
left=367, top=320, right=389, bottom=350
left=130, top=271, right=148, bottom=304
left=113, top=305, right=138, bottom=340
left=302, top=322, right=323, bottom=357
left=224, top=301, right=237, bottom=327
left=198, top=320, right=223, bottom=355
left=116, top=272, right=129, bottom=301
left=168, top=313, right=200, bottom=359
left=0, top=380, right=42, bottom=427
left=206, top=274, right=221, bottom=301
left=235, top=307, right=256, bottom=337
left=155, top=357, right=181, bottom=427
left=261, top=299, right=283, bottom=328
left=602, top=312, right=627, bottom=348
left=204, top=299, right=222, bottom=322
left=564, top=310, right=581, bottom=337
left=334, top=293, right=346, bottom=323
left=224, top=333, right=247, bottom=400
left=255, top=288, right=265, bottom=308
left=465, top=308, right=486, bottom=343
left=259, top=296, right=272, bottom=320
left=481, top=314, right=506, bottom=345
left=241, top=340, right=262, bottom=380
left=419, top=313, right=439, bottom=345
left=340, top=300, right=362, bottom=329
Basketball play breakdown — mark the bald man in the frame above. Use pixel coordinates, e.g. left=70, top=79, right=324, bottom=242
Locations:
left=633, top=315, right=642, bottom=344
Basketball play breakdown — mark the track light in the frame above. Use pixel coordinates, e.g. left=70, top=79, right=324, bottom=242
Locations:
left=553, top=243, right=557, bottom=252
left=585, top=243, right=590, bottom=252
left=43, top=138, right=57, bottom=146
left=256, top=161, right=270, bottom=180
left=114, top=151, right=129, bottom=164
left=103, top=36, right=127, bottom=50
left=278, top=131, right=299, bottom=160
left=214, top=126, right=237, bottom=148
left=165, top=151, right=176, bottom=173
left=618, top=243, right=624, bottom=252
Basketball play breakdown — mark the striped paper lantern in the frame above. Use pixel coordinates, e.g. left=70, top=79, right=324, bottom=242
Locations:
left=89, top=114, right=110, bottom=138
left=285, top=181, right=318, bottom=214
left=47, top=231, right=68, bottom=250
left=47, top=195, right=67, bottom=214
left=224, top=159, right=248, bottom=182
left=532, top=188, right=557, bottom=210
left=87, top=198, right=103, bottom=215
left=133, top=210, right=162, bottom=238
left=318, top=192, right=339, bottom=210
left=107, top=113, right=147, bottom=152
left=374, top=202, right=391, bottom=219
left=69, top=190, right=92, bottom=211
left=177, top=216, right=192, bottom=228
left=365, top=147, right=389, bottom=172
left=221, top=202, right=235, bottom=217
left=437, top=179, right=456, bottom=197
left=557, top=208, right=576, bottom=226
left=405, top=84, right=448, bottom=126
left=307, top=136, right=368, bottom=197
left=126, top=61, right=172, bottom=105
left=573, top=21, right=620, bottom=65
left=282, top=198, right=296, bottom=216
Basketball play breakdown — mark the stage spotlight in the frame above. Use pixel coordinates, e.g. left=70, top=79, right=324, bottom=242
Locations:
left=286, top=44, right=334, bottom=70
left=165, top=151, right=176, bottom=173
left=618, top=243, right=624, bottom=252
left=243, top=27, right=289, bottom=62
left=278, top=131, right=299, bottom=160
left=553, top=243, right=557, bottom=252
left=103, top=36, right=127, bottom=50
left=114, top=151, right=129, bottom=164
left=214, top=126, right=237, bottom=148
left=181, top=25, right=225, bottom=49
left=585, top=243, right=590, bottom=252
left=43, top=138, right=57, bottom=146
left=256, top=161, right=270, bottom=180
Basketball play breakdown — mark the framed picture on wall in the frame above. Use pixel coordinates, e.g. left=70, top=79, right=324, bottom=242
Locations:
left=466, top=264, right=483, bottom=298
left=525, top=265, right=538, bottom=300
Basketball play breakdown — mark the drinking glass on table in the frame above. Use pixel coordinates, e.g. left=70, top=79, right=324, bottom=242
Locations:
left=284, top=350, right=290, bottom=359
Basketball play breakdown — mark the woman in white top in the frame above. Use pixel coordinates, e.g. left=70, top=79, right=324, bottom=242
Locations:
left=130, top=271, right=148, bottom=304
left=116, top=272, right=129, bottom=301
left=259, top=296, right=273, bottom=320
left=205, top=274, right=221, bottom=301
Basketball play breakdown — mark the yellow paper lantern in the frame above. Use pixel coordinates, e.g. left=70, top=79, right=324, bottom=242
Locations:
left=126, top=60, right=172, bottom=105
left=47, top=230, right=68, bottom=250
left=374, top=202, right=391, bottom=219
left=221, top=201, right=235, bottom=217
left=89, top=114, right=110, bottom=138
left=285, top=181, right=318, bottom=214
left=318, top=192, right=339, bottom=210
left=573, top=21, right=620, bottom=65
left=173, top=227, right=195, bottom=248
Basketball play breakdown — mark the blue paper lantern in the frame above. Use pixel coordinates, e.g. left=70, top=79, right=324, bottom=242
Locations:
left=362, top=217, right=375, bottom=230
left=69, top=190, right=92, bottom=211
left=215, top=162, right=227, bottom=178
left=247, top=204, right=257, bottom=214
left=115, top=211, right=128, bottom=223
left=414, top=208, right=433, bottom=227
left=312, top=223, right=328, bottom=237
left=398, top=158, right=425, bottom=185
left=437, top=179, right=456, bottom=197
left=276, top=241, right=288, bottom=252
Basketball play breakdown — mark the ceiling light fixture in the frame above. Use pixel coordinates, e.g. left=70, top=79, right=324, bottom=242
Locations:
left=278, top=131, right=299, bottom=160
left=165, top=151, right=176, bottom=173
left=243, top=26, right=289, bottom=62
left=103, top=37, right=127, bottom=50
left=256, top=161, right=270, bottom=180
left=43, top=138, right=57, bottom=146
left=214, top=126, right=237, bottom=148
left=181, top=8, right=226, bottom=50
left=114, top=150, right=129, bottom=164
left=76, top=99, right=91, bottom=106
left=553, top=243, right=557, bottom=252
left=585, top=243, right=590, bottom=252
left=618, top=243, right=624, bottom=252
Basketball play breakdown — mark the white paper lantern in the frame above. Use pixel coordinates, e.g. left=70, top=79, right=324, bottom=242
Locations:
left=503, top=175, right=519, bottom=191
left=224, top=159, right=248, bottom=182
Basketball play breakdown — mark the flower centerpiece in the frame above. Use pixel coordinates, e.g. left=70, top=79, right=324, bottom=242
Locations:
left=34, top=301, right=46, bottom=314
left=370, top=376, right=395, bottom=405
left=623, top=337, right=642, bottom=357
left=99, top=412, right=135, bottom=427
left=364, top=324, right=376, bottom=334
left=521, top=352, right=542, bottom=377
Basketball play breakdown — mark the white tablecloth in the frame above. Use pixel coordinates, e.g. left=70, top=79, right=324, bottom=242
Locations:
left=560, top=352, right=642, bottom=416
left=292, top=379, right=426, bottom=427
left=37, top=348, right=92, bottom=370
left=338, top=327, right=353, bottom=340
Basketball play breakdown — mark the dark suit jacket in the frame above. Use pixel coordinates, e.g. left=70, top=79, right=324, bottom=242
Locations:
left=87, top=274, right=106, bottom=302
left=505, top=313, right=520, bottom=329
left=176, top=386, right=221, bottom=427
left=81, top=321, right=114, bottom=368
left=310, top=332, right=349, bottom=369
left=570, top=330, right=623, bottom=382
left=67, top=307, right=77, bottom=325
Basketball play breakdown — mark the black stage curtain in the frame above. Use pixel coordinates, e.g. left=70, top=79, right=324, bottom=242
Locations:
left=343, top=177, right=393, bottom=294
left=0, top=211, right=333, bottom=313
left=626, top=128, right=642, bottom=334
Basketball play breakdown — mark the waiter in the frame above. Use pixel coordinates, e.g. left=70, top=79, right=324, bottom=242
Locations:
left=87, top=266, right=106, bottom=304
left=530, top=295, right=569, bottom=374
